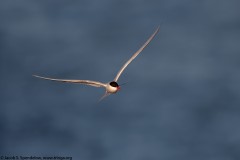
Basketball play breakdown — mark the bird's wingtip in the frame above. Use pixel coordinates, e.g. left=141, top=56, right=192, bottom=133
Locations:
left=155, top=26, right=160, bottom=32
left=32, top=74, right=43, bottom=79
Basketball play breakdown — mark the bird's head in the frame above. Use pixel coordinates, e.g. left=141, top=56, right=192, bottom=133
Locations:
left=106, top=81, right=120, bottom=93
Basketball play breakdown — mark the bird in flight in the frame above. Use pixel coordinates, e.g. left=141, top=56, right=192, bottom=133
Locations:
left=33, top=27, right=159, bottom=101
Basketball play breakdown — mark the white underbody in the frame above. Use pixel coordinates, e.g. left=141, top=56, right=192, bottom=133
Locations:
left=106, top=83, right=118, bottom=93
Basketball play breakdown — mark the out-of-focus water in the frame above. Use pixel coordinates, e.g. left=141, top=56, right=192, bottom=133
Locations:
left=1, top=0, right=240, bottom=160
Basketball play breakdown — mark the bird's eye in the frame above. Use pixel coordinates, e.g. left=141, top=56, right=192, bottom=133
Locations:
left=110, top=81, right=119, bottom=87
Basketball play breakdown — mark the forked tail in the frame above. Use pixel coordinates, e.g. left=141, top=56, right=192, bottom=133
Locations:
left=98, top=91, right=111, bottom=102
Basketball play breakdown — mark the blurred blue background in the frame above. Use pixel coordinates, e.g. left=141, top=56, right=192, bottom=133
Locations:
left=1, top=0, right=240, bottom=159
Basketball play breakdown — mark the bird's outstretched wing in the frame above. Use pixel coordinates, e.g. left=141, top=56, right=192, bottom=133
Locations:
left=33, top=75, right=107, bottom=88
left=113, top=27, right=159, bottom=82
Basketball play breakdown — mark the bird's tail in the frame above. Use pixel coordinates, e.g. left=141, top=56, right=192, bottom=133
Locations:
left=98, top=91, right=110, bottom=102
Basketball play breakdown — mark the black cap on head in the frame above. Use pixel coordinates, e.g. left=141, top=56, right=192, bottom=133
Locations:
left=110, top=81, right=119, bottom=87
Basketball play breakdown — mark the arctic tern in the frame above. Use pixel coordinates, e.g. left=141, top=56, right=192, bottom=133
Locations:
left=33, top=27, right=159, bottom=100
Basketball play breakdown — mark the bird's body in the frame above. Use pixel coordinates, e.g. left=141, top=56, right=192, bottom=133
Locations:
left=33, top=27, right=159, bottom=100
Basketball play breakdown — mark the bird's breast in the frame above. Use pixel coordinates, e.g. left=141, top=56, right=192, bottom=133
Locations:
left=106, top=83, right=118, bottom=93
